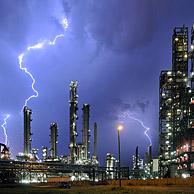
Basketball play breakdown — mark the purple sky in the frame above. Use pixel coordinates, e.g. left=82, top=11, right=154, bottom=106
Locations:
left=0, top=0, right=194, bottom=166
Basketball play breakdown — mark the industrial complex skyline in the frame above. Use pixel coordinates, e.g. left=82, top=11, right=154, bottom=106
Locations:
left=1, top=0, right=194, bottom=167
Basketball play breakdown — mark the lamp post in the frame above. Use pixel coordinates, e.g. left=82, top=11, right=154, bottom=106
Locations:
left=117, top=125, right=123, bottom=187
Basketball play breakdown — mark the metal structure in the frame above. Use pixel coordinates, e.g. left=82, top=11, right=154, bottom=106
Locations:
left=42, top=146, right=48, bottom=161
left=93, top=122, right=97, bottom=160
left=117, top=128, right=121, bottom=187
left=82, top=104, right=90, bottom=160
left=50, top=123, right=58, bottom=159
left=0, top=81, right=102, bottom=182
left=0, top=143, right=10, bottom=160
left=77, top=143, right=85, bottom=164
left=0, top=158, right=129, bottom=183
left=131, top=146, right=144, bottom=179
left=69, top=81, right=78, bottom=164
left=23, top=106, right=32, bottom=156
left=159, top=25, right=194, bottom=177
left=106, top=153, right=116, bottom=179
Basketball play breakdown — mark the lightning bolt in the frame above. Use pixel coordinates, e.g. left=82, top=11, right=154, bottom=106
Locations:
left=119, top=112, right=152, bottom=146
left=18, top=18, right=68, bottom=110
left=1, top=114, right=10, bottom=145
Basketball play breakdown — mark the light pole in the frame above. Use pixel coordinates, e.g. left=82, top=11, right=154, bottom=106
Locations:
left=117, top=125, right=123, bottom=188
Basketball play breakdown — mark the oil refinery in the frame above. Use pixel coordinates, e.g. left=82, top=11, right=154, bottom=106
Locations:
left=1, top=23, right=194, bottom=183
left=0, top=81, right=104, bottom=183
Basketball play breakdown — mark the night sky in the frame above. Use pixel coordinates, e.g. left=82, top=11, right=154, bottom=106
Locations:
left=1, top=0, right=194, bottom=166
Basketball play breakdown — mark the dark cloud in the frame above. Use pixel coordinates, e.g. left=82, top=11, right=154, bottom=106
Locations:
left=0, top=0, right=194, bottom=165
left=136, top=100, right=149, bottom=113
left=65, top=0, right=166, bottom=53
left=103, top=98, right=150, bottom=123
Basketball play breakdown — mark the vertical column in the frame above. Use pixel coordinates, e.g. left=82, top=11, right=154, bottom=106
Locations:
left=23, top=106, right=32, bottom=155
left=69, top=81, right=78, bottom=164
left=50, top=122, right=58, bottom=159
left=82, top=104, right=90, bottom=160
left=93, top=122, right=97, bottom=159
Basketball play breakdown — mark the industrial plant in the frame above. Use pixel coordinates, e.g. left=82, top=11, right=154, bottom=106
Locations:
left=159, top=24, right=194, bottom=178
left=0, top=81, right=104, bottom=183
left=1, top=24, right=194, bottom=184
left=104, top=23, right=194, bottom=180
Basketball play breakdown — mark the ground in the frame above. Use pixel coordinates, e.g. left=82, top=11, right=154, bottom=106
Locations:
left=1, top=185, right=194, bottom=194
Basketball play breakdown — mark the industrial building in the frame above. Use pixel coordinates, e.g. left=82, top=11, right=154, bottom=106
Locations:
left=159, top=24, right=194, bottom=178
left=0, top=81, right=103, bottom=183
left=130, top=146, right=158, bottom=179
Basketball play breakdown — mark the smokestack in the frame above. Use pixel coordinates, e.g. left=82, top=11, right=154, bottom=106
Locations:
left=50, top=122, right=58, bottom=159
left=93, top=122, right=97, bottom=159
left=149, top=145, right=152, bottom=163
left=69, top=81, right=78, bottom=164
left=82, top=104, right=90, bottom=160
left=135, top=146, right=139, bottom=169
left=23, top=106, right=32, bottom=155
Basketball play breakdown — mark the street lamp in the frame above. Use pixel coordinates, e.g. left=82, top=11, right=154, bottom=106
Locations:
left=117, top=125, right=123, bottom=187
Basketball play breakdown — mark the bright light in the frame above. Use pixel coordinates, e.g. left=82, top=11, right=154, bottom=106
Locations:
left=27, top=42, right=45, bottom=50
left=182, top=173, right=189, bottom=179
left=71, top=175, right=76, bottom=181
left=1, top=114, right=10, bottom=145
left=21, top=179, right=30, bottom=184
left=119, top=113, right=152, bottom=146
left=117, top=125, right=123, bottom=131
left=61, top=18, right=69, bottom=30
left=18, top=17, right=68, bottom=110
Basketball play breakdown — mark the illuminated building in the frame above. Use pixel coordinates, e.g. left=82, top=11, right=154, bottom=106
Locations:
left=0, top=81, right=101, bottom=183
left=159, top=25, right=194, bottom=177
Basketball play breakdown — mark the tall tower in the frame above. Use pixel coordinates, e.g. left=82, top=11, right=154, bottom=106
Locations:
left=23, top=106, right=32, bottom=155
left=172, top=26, right=188, bottom=139
left=159, top=70, right=174, bottom=177
left=69, top=81, right=78, bottom=164
left=82, top=104, right=90, bottom=160
left=159, top=25, right=190, bottom=177
left=93, top=122, right=97, bottom=160
left=135, top=146, right=139, bottom=170
left=50, top=122, right=58, bottom=159
left=191, top=24, right=194, bottom=89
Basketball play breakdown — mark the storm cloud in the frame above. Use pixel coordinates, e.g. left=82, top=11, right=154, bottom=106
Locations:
left=0, top=0, right=194, bottom=165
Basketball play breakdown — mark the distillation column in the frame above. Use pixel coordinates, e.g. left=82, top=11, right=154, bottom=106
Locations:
left=82, top=104, right=90, bottom=160
left=50, top=122, right=58, bottom=159
left=69, top=81, right=78, bottom=164
left=93, top=122, right=97, bottom=160
left=191, top=24, right=194, bottom=89
left=23, top=106, right=32, bottom=155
